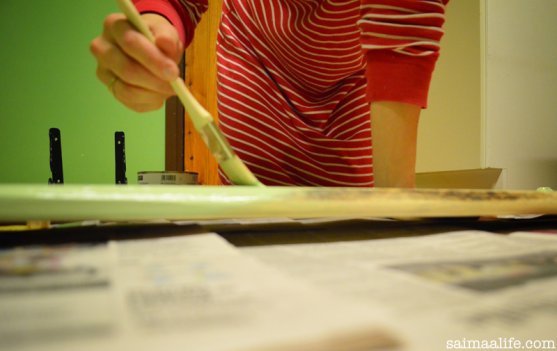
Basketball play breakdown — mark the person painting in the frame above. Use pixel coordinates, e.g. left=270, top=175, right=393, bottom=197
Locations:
left=91, top=0, right=448, bottom=187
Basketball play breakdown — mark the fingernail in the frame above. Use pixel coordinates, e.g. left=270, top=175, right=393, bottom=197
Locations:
left=163, top=66, right=178, bottom=80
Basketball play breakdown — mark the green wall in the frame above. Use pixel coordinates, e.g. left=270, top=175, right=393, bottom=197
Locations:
left=0, top=0, right=165, bottom=184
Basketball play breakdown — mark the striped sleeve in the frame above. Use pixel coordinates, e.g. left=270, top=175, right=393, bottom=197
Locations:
left=358, top=0, right=448, bottom=107
left=132, top=0, right=208, bottom=47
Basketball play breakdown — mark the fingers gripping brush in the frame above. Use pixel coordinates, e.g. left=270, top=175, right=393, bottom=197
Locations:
left=116, top=0, right=263, bottom=186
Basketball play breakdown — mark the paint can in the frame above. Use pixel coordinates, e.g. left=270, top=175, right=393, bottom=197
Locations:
left=137, top=171, right=198, bottom=185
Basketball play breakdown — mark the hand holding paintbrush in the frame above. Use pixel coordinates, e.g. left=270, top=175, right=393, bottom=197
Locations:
left=91, top=0, right=262, bottom=186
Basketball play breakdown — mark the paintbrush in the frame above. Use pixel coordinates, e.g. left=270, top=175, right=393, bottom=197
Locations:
left=116, top=0, right=263, bottom=186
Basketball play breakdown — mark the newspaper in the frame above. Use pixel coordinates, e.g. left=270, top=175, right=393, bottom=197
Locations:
left=0, top=233, right=397, bottom=351
left=507, top=230, right=557, bottom=245
left=242, top=231, right=557, bottom=350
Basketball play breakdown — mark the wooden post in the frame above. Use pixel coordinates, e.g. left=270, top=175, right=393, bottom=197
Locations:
left=183, top=0, right=223, bottom=185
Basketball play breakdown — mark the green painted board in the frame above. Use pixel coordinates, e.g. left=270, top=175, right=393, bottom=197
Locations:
left=1, top=185, right=557, bottom=222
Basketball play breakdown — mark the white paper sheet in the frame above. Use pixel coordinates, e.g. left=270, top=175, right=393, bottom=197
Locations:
left=242, top=231, right=557, bottom=350
left=0, top=233, right=397, bottom=351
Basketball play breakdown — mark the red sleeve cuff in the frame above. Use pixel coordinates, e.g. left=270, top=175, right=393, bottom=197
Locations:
left=133, top=0, right=186, bottom=46
left=365, top=51, right=439, bottom=108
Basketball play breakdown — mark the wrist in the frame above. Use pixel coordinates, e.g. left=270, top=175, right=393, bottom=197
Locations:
left=371, top=101, right=420, bottom=188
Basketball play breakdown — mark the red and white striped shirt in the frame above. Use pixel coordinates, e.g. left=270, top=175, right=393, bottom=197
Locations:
left=134, top=0, right=448, bottom=186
